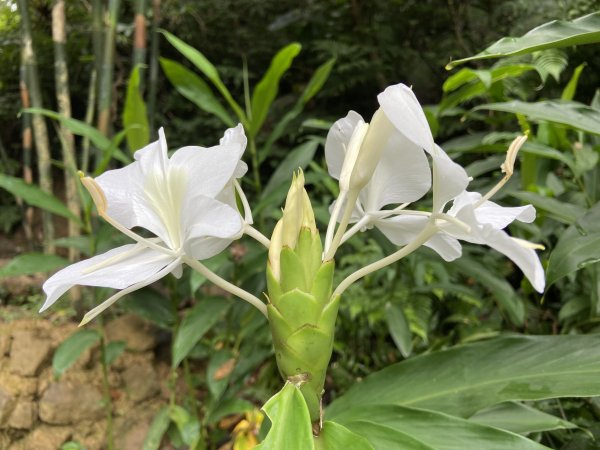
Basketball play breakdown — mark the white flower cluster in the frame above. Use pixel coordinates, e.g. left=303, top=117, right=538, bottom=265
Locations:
left=41, top=84, right=544, bottom=324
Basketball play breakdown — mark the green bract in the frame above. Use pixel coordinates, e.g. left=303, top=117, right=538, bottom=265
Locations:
left=267, top=171, right=338, bottom=422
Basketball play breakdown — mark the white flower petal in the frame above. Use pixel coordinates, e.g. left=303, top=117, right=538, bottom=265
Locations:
left=219, top=124, right=248, bottom=178
left=183, top=195, right=243, bottom=260
left=377, top=84, right=434, bottom=152
left=325, top=111, right=365, bottom=180
left=329, top=197, right=365, bottom=224
left=80, top=257, right=183, bottom=325
left=430, top=145, right=469, bottom=213
left=425, top=233, right=463, bottom=261
left=363, top=113, right=431, bottom=211
left=41, top=244, right=176, bottom=312
left=482, top=227, right=545, bottom=293
left=474, top=201, right=536, bottom=229
left=375, top=215, right=429, bottom=246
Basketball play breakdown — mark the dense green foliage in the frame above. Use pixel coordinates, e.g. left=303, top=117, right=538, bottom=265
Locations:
left=1, top=1, right=600, bottom=449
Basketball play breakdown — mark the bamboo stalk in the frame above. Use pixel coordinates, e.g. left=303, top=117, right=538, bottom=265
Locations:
left=147, top=0, right=160, bottom=132
left=18, top=0, right=55, bottom=253
left=97, top=0, right=121, bottom=137
left=52, top=0, right=81, bottom=263
left=19, top=49, right=34, bottom=247
left=133, top=0, right=147, bottom=85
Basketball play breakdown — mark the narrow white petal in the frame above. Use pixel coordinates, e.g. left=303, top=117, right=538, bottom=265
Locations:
left=376, top=215, right=430, bottom=246
left=483, top=227, right=545, bottom=293
left=80, top=257, right=182, bottom=325
left=425, top=233, right=462, bottom=261
left=431, top=145, right=469, bottom=213
left=377, top=84, right=434, bottom=152
left=325, top=111, right=365, bottom=180
left=41, top=244, right=176, bottom=312
left=474, top=202, right=536, bottom=229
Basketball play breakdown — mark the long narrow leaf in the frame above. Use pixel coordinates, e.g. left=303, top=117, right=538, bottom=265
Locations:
left=249, top=43, right=301, bottom=137
left=160, top=57, right=234, bottom=127
left=447, top=12, right=600, bottom=69
left=160, top=30, right=247, bottom=125
left=0, top=174, right=82, bottom=225
left=123, top=65, right=150, bottom=152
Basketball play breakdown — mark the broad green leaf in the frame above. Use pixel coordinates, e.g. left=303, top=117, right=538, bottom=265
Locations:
left=546, top=201, right=600, bottom=287
left=474, top=100, right=600, bottom=136
left=103, top=341, right=126, bottom=366
left=255, top=383, right=315, bottom=450
left=160, top=30, right=247, bottom=125
left=452, top=258, right=524, bottom=326
left=53, top=329, right=101, bottom=377
left=344, top=421, right=435, bottom=450
left=206, top=349, right=235, bottom=400
left=0, top=174, right=82, bottom=225
left=122, top=288, right=176, bottom=330
left=261, top=139, right=319, bottom=198
left=561, top=63, right=586, bottom=100
left=326, top=335, right=600, bottom=419
left=0, top=253, right=68, bottom=278
left=443, top=68, right=493, bottom=92
left=510, top=191, right=586, bottom=224
left=160, top=58, right=234, bottom=127
left=262, top=58, right=335, bottom=161
left=385, top=302, right=413, bottom=357
left=314, top=421, right=374, bottom=450
left=169, top=405, right=201, bottom=446
left=447, top=12, right=600, bottom=69
left=123, top=65, right=149, bottom=152
left=533, top=48, right=568, bottom=83
left=334, top=405, right=549, bottom=450
left=142, top=407, right=171, bottom=450
left=172, top=296, right=231, bottom=367
left=469, top=402, right=577, bottom=434
left=249, top=43, right=301, bottom=137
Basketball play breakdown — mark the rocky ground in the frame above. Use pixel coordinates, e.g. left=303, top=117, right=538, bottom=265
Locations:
left=0, top=312, right=172, bottom=450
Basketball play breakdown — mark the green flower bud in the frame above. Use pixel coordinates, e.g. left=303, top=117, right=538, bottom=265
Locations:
left=266, top=171, right=339, bottom=422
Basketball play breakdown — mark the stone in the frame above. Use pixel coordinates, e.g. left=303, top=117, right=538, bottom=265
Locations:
left=39, top=381, right=104, bottom=425
left=0, top=387, right=15, bottom=426
left=19, top=425, right=70, bottom=450
left=106, top=315, right=159, bottom=352
left=0, top=372, right=38, bottom=397
left=9, top=330, right=52, bottom=377
left=122, top=362, right=160, bottom=403
left=8, top=400, right=36, bottom=430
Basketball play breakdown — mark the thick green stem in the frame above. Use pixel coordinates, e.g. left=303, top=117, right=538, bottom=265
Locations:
left=97, top=0, right=120, bottom=137
left=147, top=0, right=161, bottom=131
left=19, top=48, right=34, bottom=246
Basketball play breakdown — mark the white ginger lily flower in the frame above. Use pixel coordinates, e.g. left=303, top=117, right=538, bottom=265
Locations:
left=41, top=125, right=261, bottom=324
left=376, top=136, right=545, bottom=293
left=324, top=83, right=436, bottom=258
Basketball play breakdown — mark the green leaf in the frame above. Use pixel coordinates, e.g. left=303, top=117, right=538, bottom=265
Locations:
left=255, top=383, right=315, bottom=450
left=447, top=12, right=600, bottom=69
left=343, top=421, right=435, bottom=450
left=334, top=405, right=549, bottom=450
left=533, top=48, right=568, bottom=83
left=262, top=58, right=335, bottom=161
left=474, top=100, right=600, bottom=135
left=103, top=341, right=126, bottom=366
left=160, top=58, right=234, bottom=127
left=206, top=349, right=235, bottom=400
left=142, top=407, right=171, bottom=450
left=469, top=402, right=577, bottom=434
left=562, top=64, right=586, bottom=101
left=384, top=302, right=413, bottom=357
left=0, top=174, right=82, bottom=225
left=169, top=405, right=201, bottom=446
left=443, top=68, right=493, bottom=92
left=22, top=107, right=110, bottom=150
left=326, top=335, right=600, bottom=419
left=249, top=43, right=301, bottom=137
left=122, top=288, right=176, bottom=330
left=546, top=201, right=600, bottom=287
left=53, top=329, right=101, bottom=378
left=452, top=258, right=524, bottom=326
left=160, top=30, right=247, bottom=125
left=261, top=139, right=319, bottom=199
left=123, top=65, right=149, bottom=153
left=510, top=191, right=586, bottom=224
left=314, top=421, right=374, bottom=450
left=0, top=253, right=68, bottom=278
left=171, top=296, right=231, bottom=367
